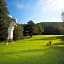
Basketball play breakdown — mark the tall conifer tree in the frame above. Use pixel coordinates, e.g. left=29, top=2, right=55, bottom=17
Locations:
left=0, top=0, right=10, bottom=40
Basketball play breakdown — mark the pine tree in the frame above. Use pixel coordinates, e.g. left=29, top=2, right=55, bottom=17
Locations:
left=0, top=0, right=10, bottom=40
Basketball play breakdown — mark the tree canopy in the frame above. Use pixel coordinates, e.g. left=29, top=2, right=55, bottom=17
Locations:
left=0, top=0, right=10, bottom=40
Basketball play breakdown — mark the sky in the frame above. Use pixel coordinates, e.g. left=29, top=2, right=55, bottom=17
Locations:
left=6, top=0, right=64, bottom=24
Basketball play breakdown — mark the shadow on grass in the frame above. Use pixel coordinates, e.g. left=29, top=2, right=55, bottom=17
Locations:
left=49, top=45, right=64, bottom=51
left=23, top=36, right=31, bottom=39
left=53, top=42, right=64, bottom=45
left=28, top=35, right=64, bottom=41
left=0, top=48, right=48, bottom=55
left=0, top=45, right=64, bottom=64
left=29, top=36, right=57, bottom=41
left=56, top=36, right=64, bottom=41
left=42, top=45, right=64, bottom=64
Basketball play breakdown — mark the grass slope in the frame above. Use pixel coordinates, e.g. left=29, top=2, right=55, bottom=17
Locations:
left=0, top=35, right=64, bottom=64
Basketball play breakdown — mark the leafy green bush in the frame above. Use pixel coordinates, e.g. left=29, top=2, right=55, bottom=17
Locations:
left=13, top=24, right=24, bottom=40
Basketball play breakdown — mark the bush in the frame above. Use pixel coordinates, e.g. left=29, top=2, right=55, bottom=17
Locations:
left=13, top=24, right=24, bottom=40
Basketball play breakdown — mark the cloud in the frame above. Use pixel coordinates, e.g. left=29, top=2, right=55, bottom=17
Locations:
left=33, top=0, right=64, bottom=22
left=38, top=18, right=62, bottom=23
left=8, top=15, right=18, bottom=22
left=8, top=15, right=13, bottom=18
left=17, top=0, right=64, bottom=11
left=42, top=18, right=63, bottom=22
left=15, top=18, right=17, bottom=22
left=38, top=0, right=64, bottom=11
left=16, top=0, right=64, bottom=23
left=17, top=3, right=24, bottom=9
left=17, top=3, right=32, bottom=9
left=27, top=17, right=63, bottom=23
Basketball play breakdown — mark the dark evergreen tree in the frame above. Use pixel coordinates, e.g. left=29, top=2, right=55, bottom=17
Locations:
left=23, top=24, right=32, bottom=37
left=0, top=0, right=10, bottom=40
left=23, top=20, right=34, bottom=37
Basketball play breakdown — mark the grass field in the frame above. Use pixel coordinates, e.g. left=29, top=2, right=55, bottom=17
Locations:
left=0, top=35, right=64, bottom=64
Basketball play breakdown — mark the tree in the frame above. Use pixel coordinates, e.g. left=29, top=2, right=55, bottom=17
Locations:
left=23, top=20, right=35, bottom=37
left=23, top=24, right=33, bottom=37
left=61, top=12, right=64, bottom=21
left=43, top=25, right=60, bottom=35
left=32, top=24, right=39, bottom=35
left=13, top=24, right=24, bottom=40
left=36, top=23, right=44, bottom=35
left=0, top=0, right=10, bottom=40
left=60, top=12, right=64, bottom=34
left=58, top=22, right=64, bottom=35
left=23, top=20, right=45, bottom=35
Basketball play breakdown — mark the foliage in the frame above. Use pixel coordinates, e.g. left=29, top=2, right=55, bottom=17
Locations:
left=61, top=12, right=64, bottom=21
left=0, top=0, right=64, bottom=41
left=0, top=0, right=10, bottom=40
left=43, top=25, right=60, bottom=35
left=23, top=20, right=35, bottom=37
left=36, top=23, right=44, bottom=35
left=58, top=22, right=64, bottom=34
left=23, top=20, right=45, bottom=36
left=13, top=24, right=24, bottom=40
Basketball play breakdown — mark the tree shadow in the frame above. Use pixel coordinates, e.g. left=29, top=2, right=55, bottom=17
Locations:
left=44, top=45, right=64, bottom=63
left=56, top=36, right=64, bottom=41
left=48, top=45, right=64, bottom=54
left=53, top=42, right=64, bottom=45
left=29, top=36, right=57, bottom=41
left=30, top=35, right=64, bottom=41
left=0, top=48, right=48, bottom=55
left=23, top=36, right=31, bottom=40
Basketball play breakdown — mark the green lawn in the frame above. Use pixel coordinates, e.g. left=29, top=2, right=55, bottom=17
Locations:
left=0, top=35, right=64, bottom=64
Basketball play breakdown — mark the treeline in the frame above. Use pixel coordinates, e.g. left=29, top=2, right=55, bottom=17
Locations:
left=23, top=21, right=64, bottom=36
left=1, top=18, right=64, bottom=41
left=0, top=0, right=64, bottom=41
left=13, top=20, right=64, bottom=40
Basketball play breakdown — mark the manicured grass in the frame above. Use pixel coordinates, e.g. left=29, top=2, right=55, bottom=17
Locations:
left=0, top=35, right=64, bottom=64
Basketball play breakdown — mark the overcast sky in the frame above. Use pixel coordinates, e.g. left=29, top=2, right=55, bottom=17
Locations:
left=6, top=0, right=64, bottom=24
